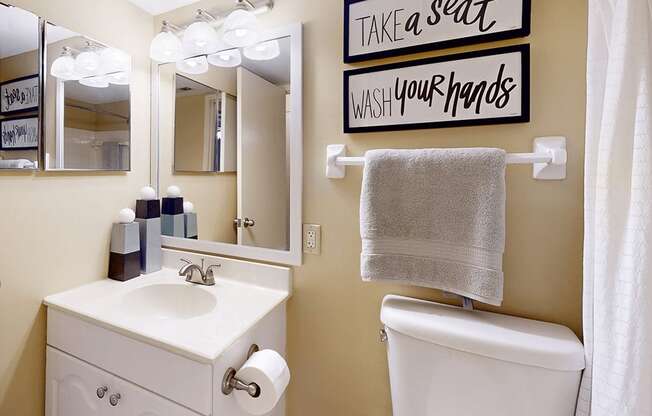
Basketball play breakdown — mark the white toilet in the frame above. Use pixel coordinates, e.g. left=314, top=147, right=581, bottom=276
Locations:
left=381, top=295, right=585, bottom=416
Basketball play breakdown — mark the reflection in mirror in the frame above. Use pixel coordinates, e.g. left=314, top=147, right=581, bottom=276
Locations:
left=0, top=3, right=40, bottom=169
left=44, top=23, right=131, bottom=170
left=158, top=36, right=291, bottom=251
left=174, top=74, right=236, bottom=173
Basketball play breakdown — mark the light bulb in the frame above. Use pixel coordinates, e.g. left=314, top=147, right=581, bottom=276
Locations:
left=150, top=29, right=183, bottom=63
left=176, top=56, right=209, bottom=75
left=50, top=48, right=79, bottom=80
left=74, top=46, right=102, bottom=77
left=183, top=19, right=219, bottom=56
left=79, top=75, right=109, bottom=88
left=100, top=48, right=130, bottom=74
left=107, top=71, right=129, bottom=85
left=222, top=8, right=258, bottom=48
left=244, top=39, right=280, bottom=61
left=208, top=49, right=241, bottom=68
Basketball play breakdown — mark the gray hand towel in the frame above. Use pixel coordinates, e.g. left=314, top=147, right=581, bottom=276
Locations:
left=360, top=148, right=506, bottom=306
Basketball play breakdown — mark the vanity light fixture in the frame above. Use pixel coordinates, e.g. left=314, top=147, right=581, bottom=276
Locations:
left=100, top=48, right=130, bottom=74
left=208, top=48, right=242, bottom=68
left=177, top=55, right=209, bottom=74
left=50, top=47, right=79, bottom=80
left=243, top=39, right=280, bottom=61
left=150, top=0, right=275, bottom=69
left=183, top=10, right=220, bottom=56
left=150, top=21, right=184, bottom=63
left=222, top=1, right=259, bottom=48
left=74, top=43, right=102, bottom=78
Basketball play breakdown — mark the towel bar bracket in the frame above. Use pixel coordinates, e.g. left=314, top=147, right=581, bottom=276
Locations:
left=325, top=137, right=567, bottom=181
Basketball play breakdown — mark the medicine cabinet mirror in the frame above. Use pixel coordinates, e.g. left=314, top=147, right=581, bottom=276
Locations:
left=0, top=3, right=42, bottom=170
left=152, top=23, right=302, bottom=266
left=43, top=21, right=132, bottom=171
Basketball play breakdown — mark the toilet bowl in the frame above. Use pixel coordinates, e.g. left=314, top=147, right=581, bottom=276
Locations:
left=381, top=295, right=585, bottom=416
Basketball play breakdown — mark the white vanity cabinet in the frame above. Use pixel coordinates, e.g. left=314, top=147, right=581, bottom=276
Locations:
left=46, top=347, right=198, bottom=416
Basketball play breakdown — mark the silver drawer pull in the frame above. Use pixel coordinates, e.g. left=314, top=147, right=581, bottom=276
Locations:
left=96, top=386, right=108, bottom=399
left=109, top=393, right=121, bottom=407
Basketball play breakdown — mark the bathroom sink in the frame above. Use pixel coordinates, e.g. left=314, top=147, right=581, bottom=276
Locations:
left=43, top=267, right=290, bottom=362
left=118, top=284, right=217, bottom=320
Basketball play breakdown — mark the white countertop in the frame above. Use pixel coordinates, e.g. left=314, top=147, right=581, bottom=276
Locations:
left=44, top=268, right=290, bottom=363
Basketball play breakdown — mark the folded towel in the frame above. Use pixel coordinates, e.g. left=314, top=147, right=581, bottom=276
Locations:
left=0, top=159, right=35, bottom=169
left=360, top=148, right=507, bottom=306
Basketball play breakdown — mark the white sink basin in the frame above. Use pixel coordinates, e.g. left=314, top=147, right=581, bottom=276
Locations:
left=43, top=268, right=290, bottom=362
left=118, top=284, right=217, bottom=320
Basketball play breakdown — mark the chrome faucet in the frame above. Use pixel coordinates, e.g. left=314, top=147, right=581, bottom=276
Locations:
left=178, top=258, right=220, bottom=286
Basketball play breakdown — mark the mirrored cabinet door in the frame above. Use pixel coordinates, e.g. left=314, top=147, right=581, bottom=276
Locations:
left=44, top=22, right=132, bottom=171
left=0, top=3, right=41, bottom=170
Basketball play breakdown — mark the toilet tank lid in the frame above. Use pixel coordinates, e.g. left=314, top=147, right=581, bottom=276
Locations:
left=380, top=295, right=585, bottom=372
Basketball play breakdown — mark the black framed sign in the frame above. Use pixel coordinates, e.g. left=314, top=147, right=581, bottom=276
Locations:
left=344, top=44, right=529, bottom=133
left=0, top=74, right=40, bottom=116
left=0, top=116, right=39, bottom=150
left=344, top=0, right=531, bottom=63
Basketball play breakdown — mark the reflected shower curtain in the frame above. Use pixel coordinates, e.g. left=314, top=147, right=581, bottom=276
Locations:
left=578, top=0, right=652, bottom=415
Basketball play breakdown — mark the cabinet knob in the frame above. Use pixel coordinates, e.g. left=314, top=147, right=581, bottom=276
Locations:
left=96, top=386, right=108, bottom=399
left=109, top=393, right=121, bottom=407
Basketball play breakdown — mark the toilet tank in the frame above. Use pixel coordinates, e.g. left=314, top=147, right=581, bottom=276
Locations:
left=380, top=295, right=585, bottom=416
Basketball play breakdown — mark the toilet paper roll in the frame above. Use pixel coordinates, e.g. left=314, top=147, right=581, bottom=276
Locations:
left=234, top=349, right=290, bottom=415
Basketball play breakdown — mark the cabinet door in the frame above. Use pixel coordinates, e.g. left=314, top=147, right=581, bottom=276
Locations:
left=46, top=347, right=112, bottom=416
left=111, top=374, right=201, bottom=416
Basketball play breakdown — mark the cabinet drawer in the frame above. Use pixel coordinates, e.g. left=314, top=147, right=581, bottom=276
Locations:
left=46, top=347, right=201, bottom=416
left=47, top=308, right=212, bottom=415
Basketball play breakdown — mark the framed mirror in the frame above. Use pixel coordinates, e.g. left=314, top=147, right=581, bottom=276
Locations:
left=43, top=21, right=132, bottom=171
left=0, top=3, right=43, bottom=170
left=152, top=23, right=302, bottom=266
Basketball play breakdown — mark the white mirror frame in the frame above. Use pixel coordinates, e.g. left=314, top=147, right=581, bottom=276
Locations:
left=150, top=23, right=303, bottom=266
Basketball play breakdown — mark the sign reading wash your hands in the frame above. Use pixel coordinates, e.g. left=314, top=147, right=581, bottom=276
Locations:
left=343, top=45, right=530, bottom=133
left=344, top=0, right=531, bottom=62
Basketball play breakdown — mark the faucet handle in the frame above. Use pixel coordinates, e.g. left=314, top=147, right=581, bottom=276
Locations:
left=205, top=263, right=221, bottom=284
left=180, top=258, right=192, bottom=265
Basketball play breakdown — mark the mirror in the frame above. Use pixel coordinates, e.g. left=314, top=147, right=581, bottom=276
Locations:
left=44, top=22, right=132, bottom=171
left=0, top=3, right=41, bottom=170
left=153, top=24, right=302, bottom=265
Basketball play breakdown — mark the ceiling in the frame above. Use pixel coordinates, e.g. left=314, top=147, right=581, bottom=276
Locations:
left=127, top=0, right=202, bottom=15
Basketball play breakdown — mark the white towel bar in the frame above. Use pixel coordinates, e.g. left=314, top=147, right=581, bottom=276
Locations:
left=326, top=137, right=567, bottom=181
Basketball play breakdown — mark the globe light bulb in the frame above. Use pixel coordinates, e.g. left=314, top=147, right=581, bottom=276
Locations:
left=100, top=47, right=130, bottom=74
left=176, top=56, right=209, bottom=75
left=207, top=48, right=241, bottom=68
left=50, top=47, right=79, bottom=80
left=222, top=8, right=258, bottom=48
left=74, top=45, right=102, bottom=77
left=149, top=25, right=183, bottom=63
left=182, top=18, right=219, bottom=56
left=244, top=39, right=280, bottom=61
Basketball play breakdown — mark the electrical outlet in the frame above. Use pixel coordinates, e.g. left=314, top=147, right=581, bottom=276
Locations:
left=303, top=224, right=321, bottom=254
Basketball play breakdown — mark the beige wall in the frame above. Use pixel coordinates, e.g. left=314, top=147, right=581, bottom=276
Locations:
left=0, top=1, right=153, bottom=415
left=161, top=1, right=588, bottom=416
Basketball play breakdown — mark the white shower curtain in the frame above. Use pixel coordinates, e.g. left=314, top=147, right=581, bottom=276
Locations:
left=578, top=0, right=652, bottom=415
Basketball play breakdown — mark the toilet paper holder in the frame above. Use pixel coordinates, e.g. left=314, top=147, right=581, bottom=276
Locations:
left=222, top=344, right=261, bottom=398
